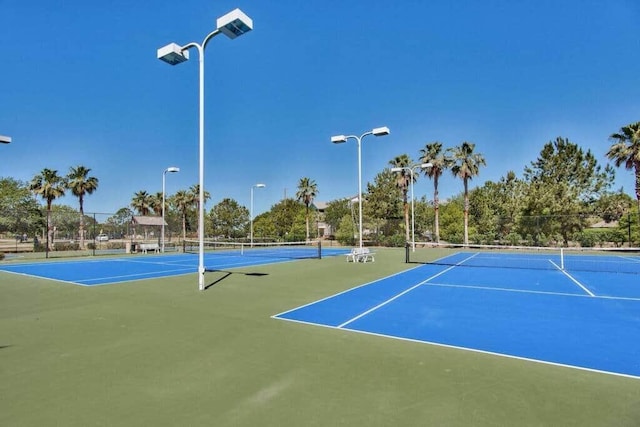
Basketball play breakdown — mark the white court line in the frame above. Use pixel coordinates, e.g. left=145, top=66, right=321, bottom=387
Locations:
left=549, top=259, right=595, bottom=297
left=275, top=316, right=640, bottom=380
left=425, top=282, right=640, bottom=302
left=337, top=253, right=480, bottom=329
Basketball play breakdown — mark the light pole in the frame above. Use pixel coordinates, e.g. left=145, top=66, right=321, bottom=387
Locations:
left=158, top=8, right=253, bottom=290
left=162, top=166, right=180, bottom=253
left=391, top=163, right=432, bottom=250
left=0, top=135, right=11, bottom=144
left=331, top=127, right=390, bottom=250
left=250, top=183, right=266, bottom=246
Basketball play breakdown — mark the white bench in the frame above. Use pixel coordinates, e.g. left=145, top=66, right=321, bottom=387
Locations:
left=139, top=243, right=160, bottom=254
left=346, top=247, right=375, bottom=263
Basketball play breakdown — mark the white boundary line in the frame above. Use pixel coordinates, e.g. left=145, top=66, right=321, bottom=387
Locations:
left=337, top=253, right=480, bottom=328
left=275, top=316, right=640, bottom=380
left=549, top=259, right=595, bottom=297
left=272, top=264, right=428, bottom=318
left=0, top=253, right=299, bottom=286
left=337, top=265, right=458, bottom=328
left=426, top=282, right=640, bottom=302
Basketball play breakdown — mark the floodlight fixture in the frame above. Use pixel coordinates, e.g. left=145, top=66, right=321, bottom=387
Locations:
left=420, top=162, right=433, bottom=168
left=331, top=135, right=347, bottom=144
left=157, top=43, right=190, bottom=65
left=372, top=126, right=390, bottom=136
left=0, top=135, right=11, bottom=144
left=250, top=182, right=266, bottom=246
left=157, top=8, right=253, bottom=290
left=331, top=126, right=390, bottom=251
left=217, top=8, right=253, bottom=39
left=162, top=166, right=180, bottom=253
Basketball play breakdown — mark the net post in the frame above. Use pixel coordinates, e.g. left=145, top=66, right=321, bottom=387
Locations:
left=560, top=247, right=564, bottom=270
left=405, top=242, right=410, bottom=263
left=318, top=240, right=322, bottom=259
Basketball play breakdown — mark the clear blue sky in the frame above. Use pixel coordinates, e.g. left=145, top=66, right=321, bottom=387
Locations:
left=1, top=0, right=639, bottom=216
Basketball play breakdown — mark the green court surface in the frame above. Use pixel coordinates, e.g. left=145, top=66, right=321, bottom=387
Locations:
left=1, top=248, right=639, bottom=426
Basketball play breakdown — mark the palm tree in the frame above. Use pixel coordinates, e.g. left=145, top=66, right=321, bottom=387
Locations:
left=296, top=177, right=318, bottom=241
left=607, top=121, right=640, bottom=230
left=419, top=142, right=450, bottom=243
left=449, top=141, right=486, bottom=245
left=389, top=154, right=413, bottom=243
left=171, top=190, right=194, bottom=242
left=131, top=191, right=153, bottom=216
left=189, top=184, right=211, bottom=237
left=150, top=192, right=164, bottom=216
left=67, top=165, right=99, bottom=249
left=29, top=168, right=66, bottom=251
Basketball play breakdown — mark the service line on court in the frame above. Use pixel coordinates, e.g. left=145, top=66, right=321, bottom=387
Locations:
left=337, top=253, right=480, bottom=329
left=549, top=259, right=595, bottom=297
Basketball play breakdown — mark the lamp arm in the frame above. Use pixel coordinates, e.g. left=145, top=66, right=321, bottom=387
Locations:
left=202, top=29, right=222, bottom=50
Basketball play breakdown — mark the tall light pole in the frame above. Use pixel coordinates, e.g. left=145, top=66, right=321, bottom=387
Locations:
left=158, top=8, right=253, bottom=290
left=0, top=135, right=11, bottom=144
left=162, top=166, right=180, bottom=252
left=331, top=127, right=390, bottom=250
left=250, top=183, right=266, bottom=246
left=391, top=163, right=432, bottom=250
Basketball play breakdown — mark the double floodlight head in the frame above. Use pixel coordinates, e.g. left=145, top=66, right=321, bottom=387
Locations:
left=157, top=8, right=253, bottom=65
left=391, top=162, right=432, bottom=173
left=331, top=126, right=390, bottom=144
left=0, top=135, right=12, bottom=144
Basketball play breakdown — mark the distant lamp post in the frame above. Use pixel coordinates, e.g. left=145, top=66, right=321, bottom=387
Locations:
left=391, top=163, right=432, bottom=250
left=331, top=126, right=390, bottom=250
left=162, top=166, right=180, bottom=252
left=158, top=8, right=253, bottom=291
left=0, top=135, right=12, bottom=144
left=250, top=183, right=266, bottom=246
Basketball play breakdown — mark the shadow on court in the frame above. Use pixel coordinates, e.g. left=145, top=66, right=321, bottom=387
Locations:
left=204, top=270, right=269, bottom=290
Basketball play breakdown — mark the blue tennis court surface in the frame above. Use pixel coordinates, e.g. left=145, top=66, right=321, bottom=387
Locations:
left=274, top=252, right=640, bottom=379
left=0, top=247, right=350, bottom=286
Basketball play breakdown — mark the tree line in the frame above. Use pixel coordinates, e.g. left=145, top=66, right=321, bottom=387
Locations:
left=1, top=121, right=639, bottom=250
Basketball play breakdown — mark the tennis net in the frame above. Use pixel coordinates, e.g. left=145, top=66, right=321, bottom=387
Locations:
left=406, top=242, right=640, bottom=274
left=183, top=240, right=322, bottom=260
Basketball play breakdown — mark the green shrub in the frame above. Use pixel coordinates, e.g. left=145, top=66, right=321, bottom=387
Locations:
left=54, top=242, right=80, bottom=251
left=577, top=231, right=596, bottom=248
left=379, top=234, right=406, bottom=247
left=505, top=232, right=521, bottom=246
left=0, top=252, right=5, bottom=261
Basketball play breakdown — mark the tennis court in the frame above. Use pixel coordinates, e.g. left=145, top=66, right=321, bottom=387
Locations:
left=274, top=248, right=640, bottom=379
left=0, top=241, right=350, bottom=286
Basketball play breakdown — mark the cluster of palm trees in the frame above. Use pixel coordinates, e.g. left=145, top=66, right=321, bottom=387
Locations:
left=130, top=185, right=209, bottom=242
left=387, top=122, right=640, bottom=246
left=29, top=166, right=99, bottom=250
left=390, top=141, right=486, bottom=245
